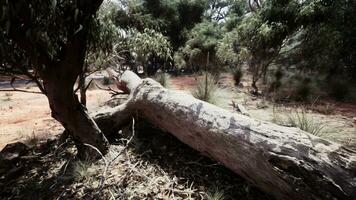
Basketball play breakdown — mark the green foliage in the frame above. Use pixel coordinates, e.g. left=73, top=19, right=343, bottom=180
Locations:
left=86, top=1, right=128, bottom=71
left=173, top=50, right=187, bottom=70
left=119, top=0, right=206, bottom=50
left=0, top=0, right=106, bottom=75
left=129, top=28, right=172, bottom=66
left=216, top=30, right=240, bottom=67
left=180, top=20, right=223, bottom=71
left=1, top=0, right=355, bottom=103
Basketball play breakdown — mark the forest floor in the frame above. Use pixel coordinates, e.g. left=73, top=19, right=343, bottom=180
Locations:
left=0, top=73, right=355, bottom=199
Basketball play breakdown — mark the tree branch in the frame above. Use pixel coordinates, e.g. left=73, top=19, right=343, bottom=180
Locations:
left=94, top=83, right=126, bottom=97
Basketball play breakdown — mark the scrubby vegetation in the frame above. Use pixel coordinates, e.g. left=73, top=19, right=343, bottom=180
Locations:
left=81, top=0, right=356, bottom=102
left=0, top=0, right=355, bottom=199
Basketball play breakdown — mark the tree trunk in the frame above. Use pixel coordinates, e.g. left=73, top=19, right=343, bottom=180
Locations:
left=43, top=77, right=109, bottom=158
left=94, top=71, right=356, bottom=200
left=40, top=33, right=109, bottom=158
left=79, top=72, right=87, bottom=106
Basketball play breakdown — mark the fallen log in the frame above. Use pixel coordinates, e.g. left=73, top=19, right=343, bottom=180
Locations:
left=94, top=71, right=356, bottom=200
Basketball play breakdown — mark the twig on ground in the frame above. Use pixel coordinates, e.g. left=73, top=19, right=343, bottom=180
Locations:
left=108, top=117, right=136, bottom=166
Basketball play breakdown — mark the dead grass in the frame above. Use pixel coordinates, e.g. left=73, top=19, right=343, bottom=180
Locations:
left=207, top=188, right=226, bottom=200
left=0, top=124, right=273, bottom=200
left=192, top=73, right=234, bottom=107
left=155, top=72, right=171, bottom=88
left=286, top=108, right=325, bottom=136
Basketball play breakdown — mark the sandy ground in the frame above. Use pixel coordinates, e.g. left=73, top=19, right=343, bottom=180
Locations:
left=0, top=85, right=112, bottom=149
left=1, top=73, right=355, bottom=149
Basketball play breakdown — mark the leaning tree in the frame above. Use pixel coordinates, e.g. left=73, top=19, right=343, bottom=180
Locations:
left=0, top=0, right=109, bottom=157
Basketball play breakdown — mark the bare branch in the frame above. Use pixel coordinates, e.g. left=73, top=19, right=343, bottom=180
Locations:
left=0, top=75, right=43, bottom=94
left=0, top=88, right=43, bottom=94
left=94, top=83, right=126, bottom=97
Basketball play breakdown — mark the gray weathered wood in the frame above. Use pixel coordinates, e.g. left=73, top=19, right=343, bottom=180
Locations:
left=95, top=70, right=356, bottom=200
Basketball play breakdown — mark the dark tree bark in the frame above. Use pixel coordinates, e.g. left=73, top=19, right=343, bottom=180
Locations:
left=3, top=0, right=110, bottom=157
left=78, top=68, right=88, bottom=106
left=40, top=29, right=109, bottom=157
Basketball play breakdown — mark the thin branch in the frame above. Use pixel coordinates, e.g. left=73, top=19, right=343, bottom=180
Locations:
left=84, top=79, right=94, bottom=93
left=22, top=69, right=46, bottom=94
left=0, top=76, right=42, bottom=94
left=94, top=83, right=126, bottom=97
left=0, top=88, right=43, bottom=94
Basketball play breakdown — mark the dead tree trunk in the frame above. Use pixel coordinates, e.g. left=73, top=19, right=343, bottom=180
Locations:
left=94, top=71, right=356, bottom=200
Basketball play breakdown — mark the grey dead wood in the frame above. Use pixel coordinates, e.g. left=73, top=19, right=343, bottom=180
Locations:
left=94, top=70, right=356, bottom=200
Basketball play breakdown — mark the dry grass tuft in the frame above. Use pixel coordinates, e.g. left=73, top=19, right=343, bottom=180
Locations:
left=286, top=108, right=325, bottom=136
left=207, top=188, right=226, bottom=200
left=193, top=73, right=234, bottom=107
left=155, top=72, right=171, bottom=88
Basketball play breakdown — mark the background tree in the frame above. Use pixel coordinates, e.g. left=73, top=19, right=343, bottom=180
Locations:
left=178, top=21, right=223, bottom=73
left=128, top=28, right=172, bottom=75
left=0, top=0, right=109, bottom=157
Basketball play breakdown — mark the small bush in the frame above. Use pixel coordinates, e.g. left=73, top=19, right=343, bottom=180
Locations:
left=70, top=160, right=94, bottom=181
left=233, top=68, right=243, bottom=86
left=155, top=72, right=171, bottom=88
left=206, top=188, right=225, bottom=200
left=287, top=108, right=325, bottom=136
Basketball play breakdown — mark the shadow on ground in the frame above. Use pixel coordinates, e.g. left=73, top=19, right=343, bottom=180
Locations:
left=0, top=123, right=274, bottom=200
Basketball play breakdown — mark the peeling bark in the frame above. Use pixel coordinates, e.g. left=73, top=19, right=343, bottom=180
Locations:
left=95, top=70, right=356, bottom=200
